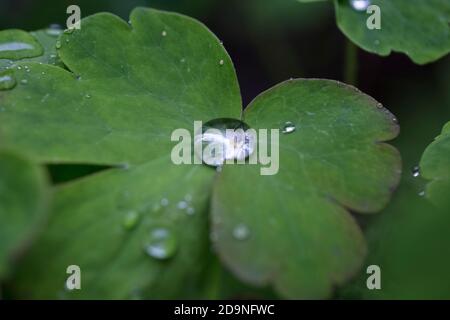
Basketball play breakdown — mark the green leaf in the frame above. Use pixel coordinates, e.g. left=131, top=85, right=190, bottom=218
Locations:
left=1, top=8, right=241, bottom=298
left=0, top=150, right=48, bottom=280
left=10, top=158, right=214, bottom=299
left=420, top=121, right=450, bottom=207
left=334, top=0, right=450, bottom=64
left=211, top=79, right=400, bottom=299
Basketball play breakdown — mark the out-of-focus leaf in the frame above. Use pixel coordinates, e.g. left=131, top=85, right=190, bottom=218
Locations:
left=0, top=150, right=48, bottom=280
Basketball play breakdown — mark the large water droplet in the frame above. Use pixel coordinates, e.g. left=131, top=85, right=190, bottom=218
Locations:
left=143, top=227, right=177, bottom=260
left=232, top=223, right=250, bottom=241
left=412, top=166, right=420, bottom=178
left=46, top=24, right=63, bottom=37
left=0, top=72, right=16, bottom=90
left=350, top=0, right=371, bottom=11
left=194, top=118, right=255, bottom=166
left=123, top=211, right=140, bottom=230
left=282, top=121, right=296, bottom=134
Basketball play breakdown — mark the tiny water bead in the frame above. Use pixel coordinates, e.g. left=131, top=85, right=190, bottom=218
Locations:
left=20, top=79, right=28, bottom=85
left=219, top=59, right=224, bottom=65
left=186, top=207, right=195, bottom=215
left=45, top=24, right=63, bottom=37
left=232, top=223, right=250, bottom=241
left=160, top=198, right=169, bottom=206
left=161, top=30, right=167, bottom=37
left=194, top=118, right=255, bottom=167
left=0, top=73, right=16, bottom=90
left=282, top=121, right=296, bottom=134
left=177, top=201, right=188, bottom=210
left=122, top=211, right=140, bottom=230
left=143, top=227, right=177, bottom=260
left=412, top=166, right=420, bottom=178
left=350, top=0, right=371, bottom=11
left=418, top=190, right=426, bottom=197
left=55, top=40, right=62, bottom=49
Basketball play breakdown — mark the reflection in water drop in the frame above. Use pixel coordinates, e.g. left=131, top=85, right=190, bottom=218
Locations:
left=194, top=118, right=255, bottom=167
left=143, top=227, right=177, bottom=260
left=282, top=121, right=296, bottom=134
left=123, top=211, right=139, bottom=230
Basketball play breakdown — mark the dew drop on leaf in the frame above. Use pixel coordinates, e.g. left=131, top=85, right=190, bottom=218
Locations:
left=219, top=59, right=224, bottom=65
left=55, top=40, right=61, bottom=49
left=160, top=198, right=169, bottom=206
left=143, top=227, right=177, bottom=260
left=122, top=211, right=140, bottom=230
left=177, top=201, right=188, bottom=209
left=411, top=165, right=420, bottom=178
left=194, top=118, right=255, bottom=167
left=282, top=121, right=296, bottom=134
left=0, top=72, right=16, bottom=90
left=418, top=190, right=426, bottom=197
left=45, top=24, right=63, bottom=37
left=349, top=0, right=371, bottom=11
left=233, top=224, right=250, bottom=241
left=186, top=207, right=195, bottom=215
left=161, top=30, right=167, bottom=37
left=20, top=79, right=28, bottom=85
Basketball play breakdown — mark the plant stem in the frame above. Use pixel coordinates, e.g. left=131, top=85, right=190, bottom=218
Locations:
left=344, top=39, right=358, bottom=86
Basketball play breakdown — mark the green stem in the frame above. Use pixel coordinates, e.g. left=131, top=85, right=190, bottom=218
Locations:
left=344, top=39, right=358, bottom=86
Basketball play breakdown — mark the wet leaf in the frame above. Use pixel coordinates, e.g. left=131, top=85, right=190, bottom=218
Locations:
left=211, top=79, right=400, bottom=298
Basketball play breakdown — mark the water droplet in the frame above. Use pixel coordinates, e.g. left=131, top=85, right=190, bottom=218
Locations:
left=85, top=94, right=91, bottom=99
left=186, top=207, right=195, bottom=215
left=232, top=224, right=250, bottom=241
left=180, top=58, right=186, bottom=63
left=55, top=40, right=61, bottom=49
left=46, top=24, right=63, bottom=37
left=194, top=118, right=255, bottom=166
left=412, top=166, right=420, bottom=178
left=143, top=227, right=177, bottom=260
left=161, top=30, right=167, bottom=37
left=160, top=198, right=169, bottom=206
left=219, top=59, right=224, bottom=65
left=418, top=190, right=426, bottom=197
left=282, top=121, right=296, bottom=134
left=184, top=194, right=192, bottom=202
left=374, top=39, right=380, bottom=46
left=350, top=0, right=371, bottom=11
left=0, top=72, right=16, bottom=90
left=20, top=79, right=28, bottom=85
left=41, top=71, right=46, bottom=75
left=177, top=201, right=188, bottom=210
left=123, top=211, right=139, bottom=230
